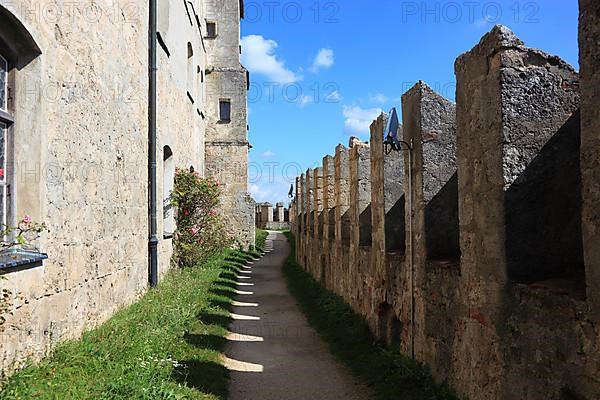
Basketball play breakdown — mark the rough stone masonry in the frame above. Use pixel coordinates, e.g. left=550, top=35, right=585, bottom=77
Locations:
left=291, top=21, right=600, bottom=400
left=0, top=0, right=254, bottom=376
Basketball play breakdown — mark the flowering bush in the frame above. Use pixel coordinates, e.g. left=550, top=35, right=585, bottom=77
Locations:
left=171, top=168, right=231, bottom=267
left=0, top=215, right=46, bottom=251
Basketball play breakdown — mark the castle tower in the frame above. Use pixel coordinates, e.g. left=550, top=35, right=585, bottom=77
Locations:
left=204, top=0, right=255, bottom=247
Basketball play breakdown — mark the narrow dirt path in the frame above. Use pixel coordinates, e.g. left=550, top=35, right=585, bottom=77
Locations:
left=224, top=231, right=369, bottom=400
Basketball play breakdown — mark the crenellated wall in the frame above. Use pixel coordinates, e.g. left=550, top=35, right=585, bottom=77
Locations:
left=289, top=22, right=600, bottom=400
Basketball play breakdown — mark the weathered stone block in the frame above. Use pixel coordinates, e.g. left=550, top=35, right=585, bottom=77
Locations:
left=456, top=24, right=579, bottom=287
left=455, top=24, right=580, bottom=398
left=311, top=167, right=324, bottom=276
left=303, top=169, right=314, bottom=269
left=322, top=156, right=335, bottom=287
left=580, top=0, right=600, bottom=319
left=349, top=138, right=371, bottom=289
left=402, top=81, right=458, bottom=260
left=370, top=113, right=405, bottom=258
left=334, top=145, right=350, bottom=295
left=334, top=145, right=351, bottom=246
left=402, top=81, right=458, bottom=366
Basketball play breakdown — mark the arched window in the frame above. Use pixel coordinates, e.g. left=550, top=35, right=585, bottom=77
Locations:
left=187, top=42, right=194, bottom=101
left=163, top=146, right=175, bottom=237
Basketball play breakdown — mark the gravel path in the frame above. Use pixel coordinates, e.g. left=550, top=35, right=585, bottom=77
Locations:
left=224, top=231, right=369, bottom=400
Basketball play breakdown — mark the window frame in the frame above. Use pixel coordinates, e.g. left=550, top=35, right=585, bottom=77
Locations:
left=0, top=121, right=7, bottom=228
left=163, top=146, right=175, bottom=239
left=0, top=53, right=7, bottom=112
left=186, top=42, right=195, bottom=103
left=219, top=99, right=231, bottom=123
left=0, top=48, right=14, bottom=232
left=205, top=21, right=217, bottom=39
left=0, top=4, right=47, bottom=270
left=0, top=50, right=14, bottom=123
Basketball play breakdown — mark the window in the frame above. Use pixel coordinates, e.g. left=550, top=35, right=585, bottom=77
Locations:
left=0, top=52, right=11, bottom=230
left=0, top=4, right=47, bottom=269
left=206, top=22, right=217, bottom=39
left=0, top=54, right=6, bottom=111
left=163, top=146, right=175, bottom=237
left=0, top=121, right=6, bottom=227
left=219, top=100, right=231, bottom=122
left=187, top=42, right=194, bottom=102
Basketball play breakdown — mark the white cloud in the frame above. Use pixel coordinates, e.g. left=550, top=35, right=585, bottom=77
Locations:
left=249, top=183, right=271, bottom=201
left=342, top=105, right=383, bottom=137
left=329, top=90, right=342, bottom=102
left=241, top=35, right=301, bottom=84
left=262, top=150, right=276, bottom=158
left=309, top=48, right=334, bottom=73
left=369, top=93, right=388, bottom=104
left=299, top=95, right=312, bottom=107
left=249, top=178, right=291, bottom=205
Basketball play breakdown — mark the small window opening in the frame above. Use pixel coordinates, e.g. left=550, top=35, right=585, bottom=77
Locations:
left=219, top=100, right=231, bottom=122
left=163, top=146, right=175, bottom=237
left=206, top=22, right=217, bottom=38
left=186, top=42, right=194, bottom=101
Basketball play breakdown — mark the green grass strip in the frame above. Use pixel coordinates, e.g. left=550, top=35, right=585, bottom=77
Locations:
left=0, top=249, right=258, bottom=400
left=255, top=229, right=268, bottom=252
left=281, top=232, right=462, bottom=400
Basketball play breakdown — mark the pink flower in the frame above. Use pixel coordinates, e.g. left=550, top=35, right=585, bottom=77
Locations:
left=190, top=227, right=198, bottom=236
left=22, top=215, right=32, bottom=224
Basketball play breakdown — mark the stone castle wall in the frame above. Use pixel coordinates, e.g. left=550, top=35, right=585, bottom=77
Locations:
left=292, top=20, right=600, bottom=400
left=0, top=0, right=250, bottom=375
left=204, top=0, right=254, bottom=248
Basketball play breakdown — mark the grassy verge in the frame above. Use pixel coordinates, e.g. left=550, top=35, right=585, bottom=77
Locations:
left=255, top=229, right=268, bottom=252
left=0, top=249, right=258, bottom=400
left=282, top=232, right=460, bottom=400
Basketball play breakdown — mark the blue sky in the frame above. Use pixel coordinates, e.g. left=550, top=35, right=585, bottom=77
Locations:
left=241, top=0, right=579, bottom=205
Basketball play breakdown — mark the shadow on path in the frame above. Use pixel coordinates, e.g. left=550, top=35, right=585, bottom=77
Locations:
left=225, top=231, right=369, bottom=400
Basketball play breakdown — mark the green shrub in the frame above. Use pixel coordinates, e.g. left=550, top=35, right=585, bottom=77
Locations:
left=171, top=168, right=231, bottom=267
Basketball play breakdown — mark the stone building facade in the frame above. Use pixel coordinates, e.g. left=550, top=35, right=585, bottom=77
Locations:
left=291, top=17, right=600, bottom=400
left=204, top=0, right=255, bottom=248
left=255, top=202, right=290, bottom=230
left=0, top=0, right=252, bottom=375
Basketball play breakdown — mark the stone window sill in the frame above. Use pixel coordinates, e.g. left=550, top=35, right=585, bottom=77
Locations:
left=0, top=249, right=48, bottom=271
